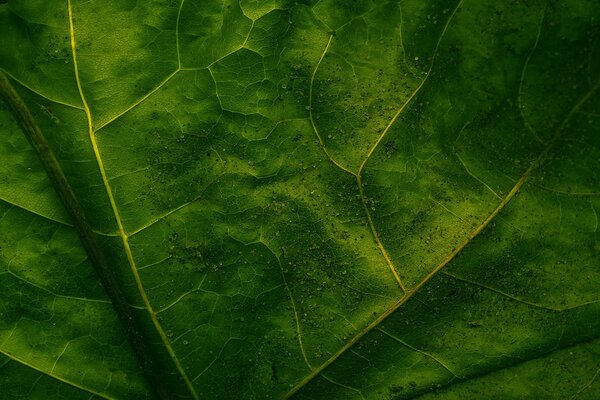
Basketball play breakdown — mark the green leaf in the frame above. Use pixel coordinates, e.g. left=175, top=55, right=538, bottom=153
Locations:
left=1, top=0, right=599, bottom=399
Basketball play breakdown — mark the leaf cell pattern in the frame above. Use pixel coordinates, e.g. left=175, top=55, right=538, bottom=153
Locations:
left=0, top=0, right=599, bottom=399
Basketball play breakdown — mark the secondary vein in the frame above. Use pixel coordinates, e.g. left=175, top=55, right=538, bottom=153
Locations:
left=0, top=68, right=162, bottom=398
left=0, top=349, right=113, bottom=400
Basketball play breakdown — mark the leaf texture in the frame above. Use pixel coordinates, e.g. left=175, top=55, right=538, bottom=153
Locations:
left=0, top=0, right=599, bottom=399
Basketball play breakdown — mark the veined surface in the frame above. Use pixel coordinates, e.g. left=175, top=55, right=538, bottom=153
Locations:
left=0, top=0, right=599, bottom=399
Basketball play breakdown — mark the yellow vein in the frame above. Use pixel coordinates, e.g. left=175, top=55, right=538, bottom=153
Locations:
left=0, top=197, right=118, bottom=236
left=155, top=274, right=207, bottom=314
left=67, top=2, right=198, bottom=398
left=3, top=269, right=114, bottom=306
left=95, top=5, right=255, bottom=134
left=309, top=33, right=357, bottom=177
left=441, top=271, right=568, bottom=312
left=176, top=0, right=186, bottom=68
left=203, top=20, right=256, bottom=70
left=284, top=284, right=414, bottom=398
left=0, top=196, right=69, bottom=227
left=94, top=0, right=188, bottom=132
left=284, top=150, right=532, bottom=397
left=351, top=0, right=464, bottom=292
left=398, top=5, right=407, bottom=65
left=308, top=33, right=405, bottom=290
left=127, top=195, right=196, bottom=237
left=276, top=249, right=312, bottom=370
left=357, top=0, right=463, bottom=175
left=257, top=233, right=312, bottom=370
left=0, top=348, right=113, bottom=400
left=377, top=327, right=460, bottom=378
left=356, top=173, right=407, bottom=291
left=592, top=202, right=598, bottom=233
left=128, top=174, right=222, bottom=237
left=50, top=342, right=70, bottom=373
left=428, top=195, right=466, bottom=223
left=321, top=375, right=366, bottom=400
left=333, top=4, right=378, bottom=33
left=571, top=367, right=600, bottom=399
left=455, top=152, right=502, bottom=200
left=533, top=184, right=600, bottom=197
left=95, top=69, right=180, bottom=132
left=284, top=81, right=599, bottom=398
left=0, top=68, right=85, bottom=110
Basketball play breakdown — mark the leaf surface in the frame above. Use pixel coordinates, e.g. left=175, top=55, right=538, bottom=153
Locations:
left=0, top=0, right=599, bottom=399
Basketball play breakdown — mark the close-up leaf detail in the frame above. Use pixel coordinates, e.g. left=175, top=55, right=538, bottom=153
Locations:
left=0, top=0, right=599, bottom=399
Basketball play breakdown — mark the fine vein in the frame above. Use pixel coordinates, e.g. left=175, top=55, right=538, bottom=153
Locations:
left=0, top=349, right=112, bottom=400
left=378, top=327, right=460, bottom=378
left=309, top=33, right=406, bottom=291
left=308, top=34, right=356, bottom=177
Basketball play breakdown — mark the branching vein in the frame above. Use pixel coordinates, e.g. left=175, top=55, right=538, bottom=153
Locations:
left=284, top=78, right=599, bottom=398
left=517, top=3, right=546, bottom=143
left=378, top=327, right=460, bottom=378
left=441, top=271, right=600, bottom=312
left=308, top=33, right=407, bottom=290
left=351, top=0, right=464, bottom=292
left=309, top=34, right=357, bottom=177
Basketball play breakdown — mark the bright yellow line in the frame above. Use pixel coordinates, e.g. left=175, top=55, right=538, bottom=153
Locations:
left=283, top=147, right=535, bottom=399
left=0, top=68, right=85, bottom=110
left=67, top=2, right=198, bottom=398
left=95, top=69, right=179, bottom=132
left=350, top=0, right=465, bottom=292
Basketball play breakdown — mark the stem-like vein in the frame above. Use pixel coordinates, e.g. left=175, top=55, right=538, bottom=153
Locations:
left=0, top=69, right=161, bottom=398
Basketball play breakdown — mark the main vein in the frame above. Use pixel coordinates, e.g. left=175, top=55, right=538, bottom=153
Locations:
left=67, top=1, right=198, bottom=398
left=0, top=67, right=165, bottom=399
left=1, top=65, right=165, bottom=399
